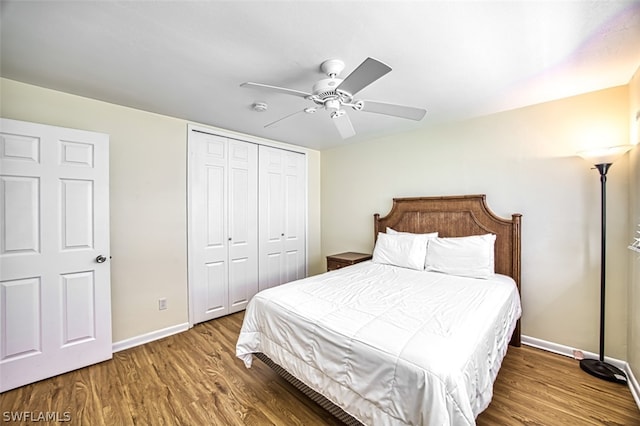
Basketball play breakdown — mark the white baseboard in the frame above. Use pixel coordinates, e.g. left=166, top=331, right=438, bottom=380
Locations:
left=522, top=335, right=640, bottom=410
left=628, top=365, right=640, bottom=411
left=112, top=322, right=190, bottom=353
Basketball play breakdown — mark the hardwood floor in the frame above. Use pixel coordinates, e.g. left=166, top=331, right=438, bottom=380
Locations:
left=1, top=312, right=639, bottom=425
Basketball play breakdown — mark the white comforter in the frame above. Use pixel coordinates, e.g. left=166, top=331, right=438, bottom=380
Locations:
left=236, top=261, right=521, bottom=426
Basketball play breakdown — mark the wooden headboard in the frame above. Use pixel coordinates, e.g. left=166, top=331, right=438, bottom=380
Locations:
left=374, top=194, right=522, bottom=346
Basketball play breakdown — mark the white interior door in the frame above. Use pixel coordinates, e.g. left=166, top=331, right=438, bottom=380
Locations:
left=0, top=118, right=111, bottom=392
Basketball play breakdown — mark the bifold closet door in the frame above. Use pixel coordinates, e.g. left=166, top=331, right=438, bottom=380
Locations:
left=189, top=131, right=257, bottom=324
left=258, top=145, right=306, bottom=291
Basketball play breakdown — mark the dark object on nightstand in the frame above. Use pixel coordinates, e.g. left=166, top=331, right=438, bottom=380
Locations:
left=326, top=252, right=372, bottom=271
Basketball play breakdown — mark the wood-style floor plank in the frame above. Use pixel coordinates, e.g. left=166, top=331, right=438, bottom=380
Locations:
left=1, top=312, right=638, bottom=425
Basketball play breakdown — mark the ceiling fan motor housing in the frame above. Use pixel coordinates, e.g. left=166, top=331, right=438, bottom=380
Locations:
left=311, top=77, right=354, bottom=106
left=312, top=78, right=342, bottom=97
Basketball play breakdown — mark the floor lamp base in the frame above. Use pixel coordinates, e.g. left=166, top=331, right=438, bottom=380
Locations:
left=580, top=358, right=627, bottom=385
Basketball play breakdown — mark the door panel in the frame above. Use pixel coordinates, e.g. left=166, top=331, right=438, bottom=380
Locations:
left=205, top=261, right=226, bottom=316
left=229, top=257, right=250, bottom=309
left=60, top=179, right=94, bottom=250
left=0, top=118, right=111, bottom=393
left=205, top=165, right=225, bottom=248
left=1, top=278, right=41, bottom=359
left=60, top=271, right=96, bottom=345
left=1, top=176, right=40, bottom=254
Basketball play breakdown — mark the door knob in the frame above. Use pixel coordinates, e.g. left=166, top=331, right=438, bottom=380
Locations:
left=96, top=255, right=107, bottom=263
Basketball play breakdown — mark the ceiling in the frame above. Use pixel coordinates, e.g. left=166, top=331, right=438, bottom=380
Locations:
left=1, top=1, right=639, bottom=150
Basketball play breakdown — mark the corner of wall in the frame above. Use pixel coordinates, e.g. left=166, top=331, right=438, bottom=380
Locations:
left=627, top=64, right=640, bottom=383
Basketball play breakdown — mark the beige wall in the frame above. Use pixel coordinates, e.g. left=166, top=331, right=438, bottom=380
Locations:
left=0, top=78, right=322, bottom=343
left=321, top=86, right=632, bottom=360
left=628, top=67, right=640, bottom=380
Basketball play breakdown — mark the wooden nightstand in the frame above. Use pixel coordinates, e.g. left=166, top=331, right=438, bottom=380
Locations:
left=326, top=252, right=372, bottom=272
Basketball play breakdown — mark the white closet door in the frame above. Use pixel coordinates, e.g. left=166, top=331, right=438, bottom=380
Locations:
left=227, top=140, right=258, bottom=313
left=188, top=130, right=258, bottom=324
left=0, top=118, right=111, bottom=392
left=258, top=145, right=306, bottom=291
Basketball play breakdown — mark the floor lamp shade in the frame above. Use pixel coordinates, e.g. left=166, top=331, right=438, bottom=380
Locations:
left=577, top=145, right=633, bottom=385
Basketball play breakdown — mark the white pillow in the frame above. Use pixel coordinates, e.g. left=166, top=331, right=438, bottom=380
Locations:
left=425, top=234, right=496, bottom=279
left=386, top=227, right=438, bottom=239
left=372, top=232, right=430, bottom=270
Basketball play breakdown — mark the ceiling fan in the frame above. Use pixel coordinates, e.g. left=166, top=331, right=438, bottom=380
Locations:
left=240, top=57, right=427, bottom=139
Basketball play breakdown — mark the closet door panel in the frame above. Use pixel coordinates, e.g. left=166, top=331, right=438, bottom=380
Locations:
left=201, top=135, right=228, bottom=319
left=205, top=260, right=227, bottom=316
left=261, top=252, right=283, bottom=291
left=259, top=146, right=306, bottom=290
left=284, top=151, right=305, bottom=280
left=259, top=147, right=284, bottom=291
left=227, top=140, right=257, bottom=313
left=190, top=132, right=229, bottom=323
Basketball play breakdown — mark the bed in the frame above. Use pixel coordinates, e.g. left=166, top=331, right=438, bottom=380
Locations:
left=236, top=195, right=522, bottom=425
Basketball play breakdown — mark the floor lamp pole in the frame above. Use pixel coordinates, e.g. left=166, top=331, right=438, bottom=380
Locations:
left=597, top=163, right=609, bottom=362
left=579, top=162, right=627, bottom=385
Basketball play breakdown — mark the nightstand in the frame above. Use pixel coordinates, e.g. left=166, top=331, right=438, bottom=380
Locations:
left=326, top=252, right=372, bottom=272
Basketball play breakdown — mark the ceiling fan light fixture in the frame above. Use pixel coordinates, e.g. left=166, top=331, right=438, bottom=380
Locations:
left=325, top=99, right=341, bottom=112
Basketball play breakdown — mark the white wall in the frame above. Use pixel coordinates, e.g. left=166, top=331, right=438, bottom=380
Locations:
left=0, top=78, right=323, bottom=343
left=321, top=85, right=632, bottom=359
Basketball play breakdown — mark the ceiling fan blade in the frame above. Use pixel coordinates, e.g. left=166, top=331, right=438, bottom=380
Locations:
left=264, top=109, right=307, bottom=128
left=240, top=82, right=312, bottom=98
left=332, top=112, right=356, bottom=139
left=336, top=57, right=392, bottom=96
left=264, top=108, right=316, bottom=128
left=360, top=100, right=426, bottom=121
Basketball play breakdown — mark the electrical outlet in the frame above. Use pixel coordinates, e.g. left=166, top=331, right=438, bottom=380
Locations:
left=158, top=298, right=167, bottom=311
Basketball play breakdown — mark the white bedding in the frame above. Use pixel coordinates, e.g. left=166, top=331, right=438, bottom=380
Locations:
left=236, top=261, right=521, bottom=426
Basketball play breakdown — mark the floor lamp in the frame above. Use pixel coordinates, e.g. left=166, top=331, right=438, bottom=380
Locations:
left=577, top=144, right=633, bottom=385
